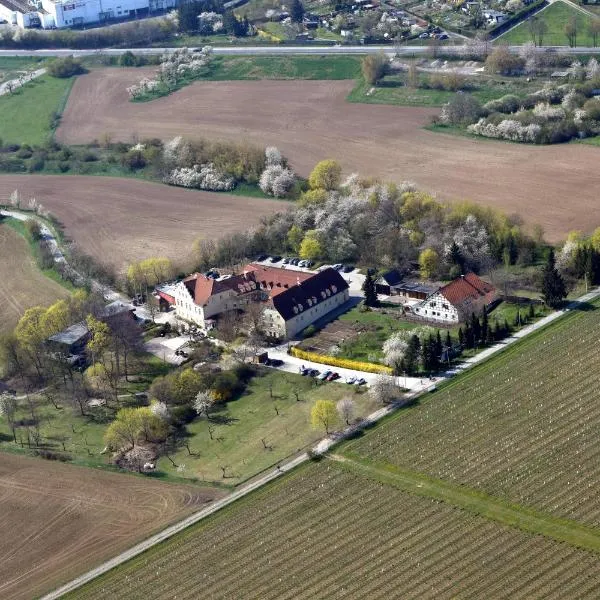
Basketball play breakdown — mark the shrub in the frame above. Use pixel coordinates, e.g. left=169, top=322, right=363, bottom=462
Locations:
left=28, top=157, right=45, bottom=172
left=290, top=346, right=393, bottom=375
left=440, top=93, right=482, bottom=125
left=483, top=94, right=521, bottom=114
left=47, top=56, right=85, bottom=78
left=119, top=51, right=137, bottom=67
left=361, top=53, right=388, bottom=85
left=583, top=98, right=600, bottom=121
left=164, top=163, right=234, bottom=191
left=259, top=165, right=296, bottom=198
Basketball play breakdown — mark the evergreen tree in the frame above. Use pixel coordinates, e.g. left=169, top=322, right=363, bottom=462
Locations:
left=445, top=330, right=452, bottom=350
left=178, top=1, right=202, bottom=32
left=448, top=241, right=465, bottom=274
left=458, top=327, right=464, bottom=347
left=513, top=310, right=522, bottom=327
left=470, top=313, right=481, bottom=346
left=290, top=0, right=305, bottom=23
left=528, top=302, right=535, bottom=320
left=481, top=309, right=489, bottom=345
left=540, top=248, right=566, bottom=308
left=493, top=320, right=501, bottom=341
left=435, top=330, right=443, bottom=359
left=362, top=271, right=379, bottom=307
left=464, top=323, right=474, bottom=349
left=402, top=334, right=421, bottom=375
left=503, top=318, right=510, bottom=336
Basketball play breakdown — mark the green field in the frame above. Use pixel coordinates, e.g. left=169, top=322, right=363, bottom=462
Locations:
left=348, top=73, right=542, bottom=108
left=0, top=367, right=375, bottom=485
left=346, top=299, right=600, bottom=526
left=155, top=369, right=376, bottom=484
left=206, top=55, right=362, bottom=81
left=0, top=74, right=74, bottom=146
left=68, top=460, right=600, bottom=600
left=0, top=56, right=46, bottom=83
left=499, top=1, right=600, bottom=46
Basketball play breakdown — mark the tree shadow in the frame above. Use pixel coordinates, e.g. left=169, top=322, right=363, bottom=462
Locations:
left=377, top=80, right=404, bottom=89
left=209, top=415, right=239, bottom=426
left=568, top=300, right=596, bottom=312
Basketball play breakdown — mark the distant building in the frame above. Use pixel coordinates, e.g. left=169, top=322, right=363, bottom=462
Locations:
left=167, top=264, right=349, bottom=340
left=412, top=273, right=497, bottom=323
left=375, top=269, right=435, bottom=301
left=0, top=0, right=175, bottom=29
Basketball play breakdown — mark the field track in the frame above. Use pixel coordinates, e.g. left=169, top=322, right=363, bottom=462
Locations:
left=58, top=70, right=600, bottom=242
left=0, top=222, right=70, bottom=333
left=0, top=175, right=288, bottom=271
left=0, top=453, right=223, bottom=600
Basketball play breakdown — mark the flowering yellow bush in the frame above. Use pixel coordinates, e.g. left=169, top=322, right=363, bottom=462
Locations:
left=290, top=347, right=393, bottom=375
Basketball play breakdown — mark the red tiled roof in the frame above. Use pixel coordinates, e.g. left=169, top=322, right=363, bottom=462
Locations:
left=439, top=273, right=496, bottom=307
left=244, top=264, right=312, bottom=291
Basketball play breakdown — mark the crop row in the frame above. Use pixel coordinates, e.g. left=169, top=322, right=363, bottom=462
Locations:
left=347, top=305, right=600, bottom=525
left=71, top=461, right=600, bottom=600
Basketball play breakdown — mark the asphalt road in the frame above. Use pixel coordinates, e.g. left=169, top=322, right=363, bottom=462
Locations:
left=0, top=45, right=599, bottom=57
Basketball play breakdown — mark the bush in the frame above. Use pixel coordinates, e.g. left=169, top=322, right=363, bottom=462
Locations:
left=47, top=56, right=85, bottom=78
left=119, top=51, right=137, bottom=67
left=483, top=94, right=521, bottom=114
left=440, top=93, right=483, bottom=125
left=16, top=145, right=33, bottom=159
left=290, top=346, right=393, bottom=375
left=361, top=53, right=388, bottom=85
left=28, top=157, right=45, bottom=172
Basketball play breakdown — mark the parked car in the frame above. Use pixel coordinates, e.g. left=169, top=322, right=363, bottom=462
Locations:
left=298, top=260, right=308, bottom=267
left=332, top=263, right=343, bottom=270
left=283, top=258, right=290, bottom=264
left=305, top=260, right=314, bottom=267
left=318, top=370, right=332, bottom=380
left=345, top=376, right=356, bottom=384
left=342, top=265, right=355, bottom=273
left=326, top=372, right=340, bottom=381
left=256, top=254, right=268, bottom=262
left=354, top=377, right=367, bottom=385
left=309, top=369, right=320, bottom=377
left=270, top=358, right=284, bottom=367
left=270, top=255, right=282, bottom=263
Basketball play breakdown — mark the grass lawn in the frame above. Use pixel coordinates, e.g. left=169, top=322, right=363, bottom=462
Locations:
left=156, top=368, right=377, bottom=485
left=206, top=55, right=362, bottom=81
left=0, top=74, right=75, bottom=146
left=0, top=56, right=46, bottom=83
left=348, top=73, right=542, bottom=108
left=0, top=353, right=172, bottom=469
left=499, top=0, right=600, bottom=46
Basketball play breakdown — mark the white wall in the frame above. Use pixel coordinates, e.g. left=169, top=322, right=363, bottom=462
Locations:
left=284, top=289, right=350, bottom=339
left=413, top=292, right=459, bottom=323
left=39, top=0, right=175, bottom=28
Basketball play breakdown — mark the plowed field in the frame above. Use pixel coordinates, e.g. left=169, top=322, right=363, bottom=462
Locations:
left=58, top=69, right=600, bottom=242
left=0, top=222, right=70, bottom=333
left=0, top=176, right=287, bottom=271
left=0, top=453, right=222, bottom=600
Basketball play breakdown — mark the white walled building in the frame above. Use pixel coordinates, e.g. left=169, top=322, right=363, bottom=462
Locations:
left=412, top=273, right=497, bottom=324
left=0, top=0, right=174, bottom=28
left=166, top=265, right=350, bottom=340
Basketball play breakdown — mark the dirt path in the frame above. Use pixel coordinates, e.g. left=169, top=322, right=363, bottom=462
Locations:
left=58, top=71, right=600, bottom=242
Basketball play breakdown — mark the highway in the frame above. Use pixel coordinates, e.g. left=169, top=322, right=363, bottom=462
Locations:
left=0, top=44, right=599, bottom=57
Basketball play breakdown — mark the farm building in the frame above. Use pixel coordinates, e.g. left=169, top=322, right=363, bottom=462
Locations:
left=412, top=273, right=497, bottom=323
left=46, top=322, right=90, bottom=355
left=168, top=264, right=349, bottom=340
left=0, top=0, right=175, bottom=28
left=375, top=269, right=435, bottom=301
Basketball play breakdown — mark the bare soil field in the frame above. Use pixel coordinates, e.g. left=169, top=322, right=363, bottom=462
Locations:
left=58, top=70, right=600, bottom=242
left=0, top=453, right=223, bottom=600
left=0, top=176, right=287, bottom=271
left=0, top=222, right=70, bottom=334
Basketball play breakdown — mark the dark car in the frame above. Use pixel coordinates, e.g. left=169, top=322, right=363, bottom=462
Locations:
left=326, top=372, right=339, bottom=381
left=256, top=254, right=268, bottom=262
left=342, top=265, right=355, bottom=273
left=270, top=256, right=282, bottom=263
left=270, top=358, right=284, bottom=367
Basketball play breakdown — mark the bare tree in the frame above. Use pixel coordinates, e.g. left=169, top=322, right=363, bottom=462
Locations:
left=0, top=393, right=18, bottom=442
left=337, top=397, right=355, bottom=426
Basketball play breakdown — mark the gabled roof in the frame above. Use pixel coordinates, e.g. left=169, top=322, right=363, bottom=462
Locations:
left=244, top=264, right=313, bottom=290
left=376, top=269, right=403, bottom=286
left=270, top=268, right=349, bottom=321
left=47, top=322, right=89, bottom=346
left=438, top=273, right=496, bottom=307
